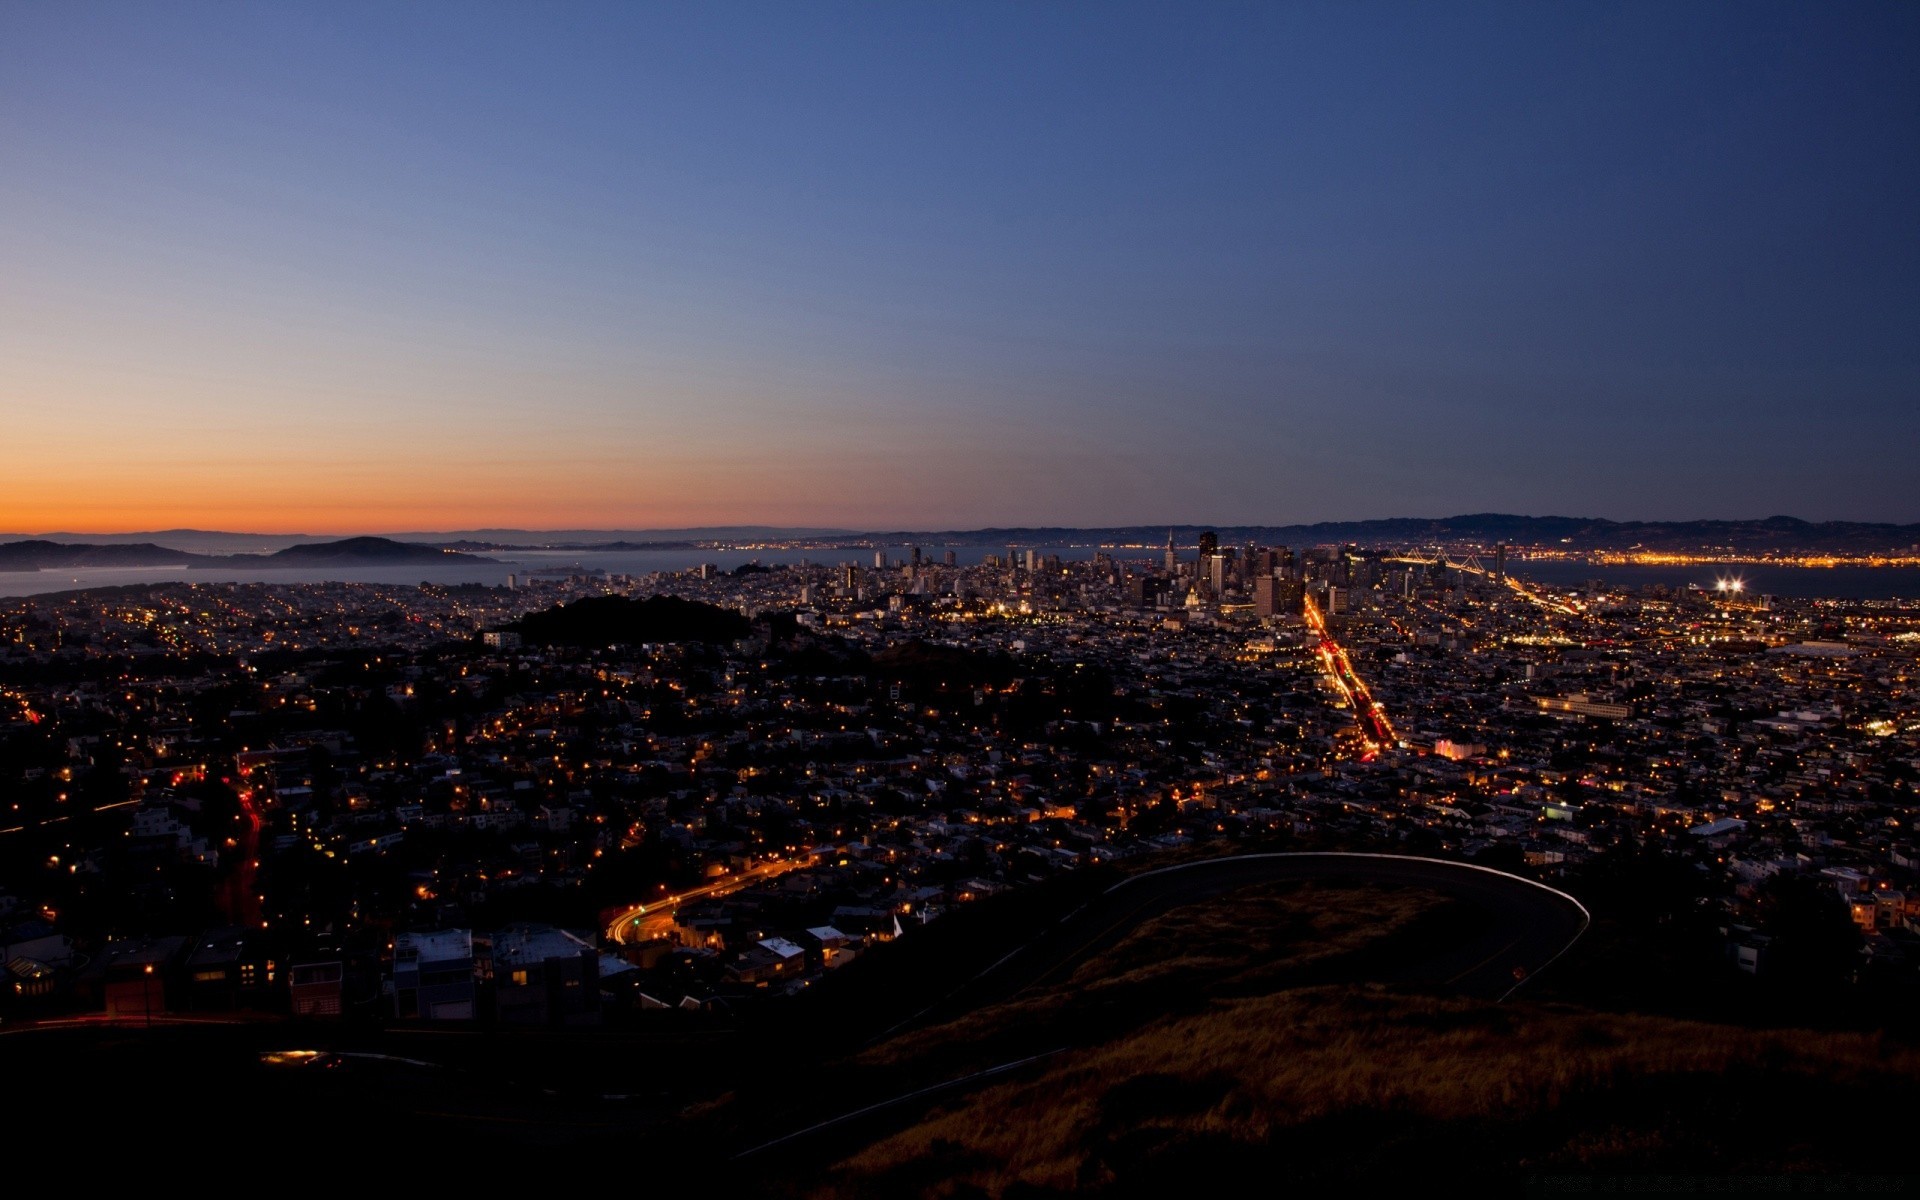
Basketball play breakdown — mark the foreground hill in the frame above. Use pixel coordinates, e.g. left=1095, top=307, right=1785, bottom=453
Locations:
left=819, top=988, right=1917, bottom=1196
left=740, top=874, right=1920, bottom=1196
left=2, top=860, right=1913, bottom=1191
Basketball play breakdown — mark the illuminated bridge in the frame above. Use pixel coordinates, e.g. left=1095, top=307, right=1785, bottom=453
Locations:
left=1383, top=552, right=1582, bottom=616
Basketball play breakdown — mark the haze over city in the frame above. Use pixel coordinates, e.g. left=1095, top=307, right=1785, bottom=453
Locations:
left=4, top=1, right=1916, bottom=533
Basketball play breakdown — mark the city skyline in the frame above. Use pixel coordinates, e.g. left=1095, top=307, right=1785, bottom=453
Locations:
left=5, top=1, right=1918, bottom=533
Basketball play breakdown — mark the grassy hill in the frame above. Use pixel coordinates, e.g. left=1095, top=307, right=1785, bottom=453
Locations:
left=776, top=880, right=1920, bottom=1198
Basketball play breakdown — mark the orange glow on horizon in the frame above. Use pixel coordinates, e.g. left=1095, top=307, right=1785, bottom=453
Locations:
left=0, top=455, right=1060, bottom=536
left=3, top=451, right=878, bottom=534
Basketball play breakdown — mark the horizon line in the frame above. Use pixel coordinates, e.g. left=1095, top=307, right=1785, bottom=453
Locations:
left=8, top=511, right=1920, bottom=543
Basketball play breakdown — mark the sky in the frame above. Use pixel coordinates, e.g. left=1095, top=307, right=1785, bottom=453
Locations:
left=2, top=1, right=1916, bottom=534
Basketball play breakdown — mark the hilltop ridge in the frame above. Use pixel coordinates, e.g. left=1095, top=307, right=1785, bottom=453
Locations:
left=0, top=536, right=494, bottom=572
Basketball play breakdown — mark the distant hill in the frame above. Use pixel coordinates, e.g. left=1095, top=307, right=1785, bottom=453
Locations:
left=509, top=594, right=752, bottom=646
left=233, top=537, right=491, bottom=565
left=0, top=530, right=345, bottom=555
left=0, top=536, right=494, bottom=572
left=383, top=526, right=857, bottom=548
left=0, top=540, right=201, bottom=572
left=864, top=514, right=1920, bottom=553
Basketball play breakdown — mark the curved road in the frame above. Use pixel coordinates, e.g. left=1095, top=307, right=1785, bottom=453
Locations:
left=605, top=854, right=815, bottom=945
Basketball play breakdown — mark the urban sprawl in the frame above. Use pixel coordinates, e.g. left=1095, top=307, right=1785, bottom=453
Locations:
left=3, top=536, right=1917, bottom=1024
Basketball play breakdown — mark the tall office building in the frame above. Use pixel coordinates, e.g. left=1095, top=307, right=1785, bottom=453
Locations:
left=1279, top=577, right=1305, bottom=613
left=1163, top=530, right=1178, bottom=576
left=1196, top=532, right=1219, bottom=597
left=1253, top=574, right=1278, bottom=617
left=1495, top=543, right=1507, bottom=582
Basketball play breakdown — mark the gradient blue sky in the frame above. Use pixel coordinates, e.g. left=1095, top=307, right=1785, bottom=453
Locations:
left=2, top=1, right=1916, bottom=532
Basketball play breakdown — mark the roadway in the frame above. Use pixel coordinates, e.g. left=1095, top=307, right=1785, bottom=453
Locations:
left=1303, top=594, right=1399, bottom=751
left=605, top=854, right=815, bottom=945
left=224, top=784, right=263, bottom=928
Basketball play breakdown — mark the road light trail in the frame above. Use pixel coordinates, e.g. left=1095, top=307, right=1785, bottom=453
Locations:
left=1302, top=594, right=1398, bottom=753
left=605, top=853, right=816, bottom=945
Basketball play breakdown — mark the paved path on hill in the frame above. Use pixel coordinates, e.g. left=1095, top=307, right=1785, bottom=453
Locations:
left=956, top=851, right=1591, bottom=1010
left=741, top=853, right=1590, bottom=1160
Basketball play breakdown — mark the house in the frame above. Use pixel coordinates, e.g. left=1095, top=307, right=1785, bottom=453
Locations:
left=289, top=960, right=345, bottom=1017
left=1688, top=817, right=1748, bottom=848
left=727, top=937, right=806, bottom=987
left=84, top=935, right=190, bottom=1019
left=182, top=927, right=278, bottom=1011
left=1722, top=924, right=1771, bottom=975
left=491, top=924, right=600, bottom=1026
left=391, top=929, right=476, bottom=1020
left=803, top=925, right=858, bottom=969
left=829, top=906, right=902, bottom=942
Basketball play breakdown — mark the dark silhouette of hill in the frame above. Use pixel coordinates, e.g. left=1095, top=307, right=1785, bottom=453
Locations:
left=866, top=513, right=1920, bottom=552
left=0, top=536, right=492, bottom=571
left=869, top=639, right=1020, bottom=688
left=509, top=594, right=752, bottom=646
left=239, top=536, right=489, bottom=565
left=0, top=540, right=201, bottom=571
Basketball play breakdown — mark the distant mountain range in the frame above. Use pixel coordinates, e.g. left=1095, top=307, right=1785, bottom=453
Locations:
left=855, top=515, right=1920, bottom=554
left=5, top=516, right=1919, bottom=560
left=0, top=536, right=495, bottom=573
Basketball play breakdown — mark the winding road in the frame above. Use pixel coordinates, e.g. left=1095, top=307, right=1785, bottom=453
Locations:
left=605, top=853, right=814, bottom=945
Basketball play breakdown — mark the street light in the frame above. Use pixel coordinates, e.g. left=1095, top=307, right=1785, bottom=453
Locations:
left=143, top=962, right=154, bottom=1028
